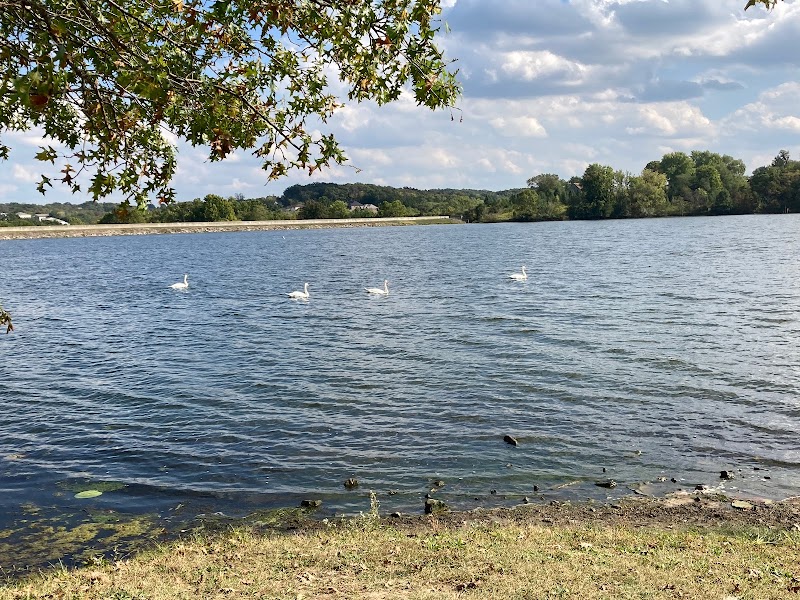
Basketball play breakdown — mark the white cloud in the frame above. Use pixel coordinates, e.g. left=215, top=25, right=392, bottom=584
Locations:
left=499, top=51, right=588, bottom=83
left=489, top=116, right=548, bottom=138
left=12, top=164, right=40, bottom=183
left=0, top=183, right=19, bottom=197
left=724, top=82, right=800, bottom=134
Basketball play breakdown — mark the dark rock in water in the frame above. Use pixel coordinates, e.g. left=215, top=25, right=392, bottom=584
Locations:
left=490, top=489, right=497, bottom=495
left=602, top=467, right=606, bottom=473
left=343, top=478, right=359, bottom=489
left=388, top=490, right=399, bottom=495
left=695, top=484, right=709, bottom=491
left=533, top=485, right=539, bottom=492
left=595, top=479, right=617, bottom=489
left=425, top=493, right=432, bottom=499
left=390, top=511, right=402, bottom=518
left=523, top=497, right=530, bottom=504
left=433, top=480, right=445, bottom=488
left=300, top=499, right=322, bottom=508
left=424, top=498, right=448, bottom=515
left=656, top=476, right=667, bottom=482
left=503, top=435, right=519, bottom=446
left=720, top=470, right=735, bottom=480
left=671, top=477, right=678, bottom=483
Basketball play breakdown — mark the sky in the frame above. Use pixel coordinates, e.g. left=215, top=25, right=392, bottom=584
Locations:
left=2, top=0, right=799, bottom=205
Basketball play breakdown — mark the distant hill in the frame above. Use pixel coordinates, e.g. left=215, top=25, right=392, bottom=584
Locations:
left=0, top=201, right=117, bottom=226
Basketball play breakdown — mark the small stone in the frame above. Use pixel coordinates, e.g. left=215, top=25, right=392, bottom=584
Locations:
left=490, top=489, right=497, bottom=495
left=523, top=497, right=530, bottom=504
left=433, top=480, right=445, bottom=488
left=343, top=478, right=359, bottom=489
left=595, top=479, right=617, bottom=489
left=300, top=499, right=322, bottom=508
left=424, top=498, right=448, bottom=515
left=656, top=476, right=667, bottom=482
left=732, top=500, right=754, bottom=510
left=602, top=467, right=606, bottom=473
left=390, top=512, right=402, bottom=518
left=671, top=477, right=678, bottom=483
left=764, top=476, right=771, bottom=480
left=503, top=435, right=519, bottom=446
left=720, top=470, right=735, bottom=480
left=533, top=485, right=539, bottom=492
left=695, top=484, right=709, bottom=491
left=387, top=490, right=399, bottom=495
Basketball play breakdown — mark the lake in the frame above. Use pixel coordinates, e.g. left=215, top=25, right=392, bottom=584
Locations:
left=1, top=215, right=799, bottom=569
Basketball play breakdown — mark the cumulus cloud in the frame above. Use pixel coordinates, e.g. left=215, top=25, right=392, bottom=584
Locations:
left=12, top=164, right=40, bottom=183
left=489, top=115, right=548, bottom=138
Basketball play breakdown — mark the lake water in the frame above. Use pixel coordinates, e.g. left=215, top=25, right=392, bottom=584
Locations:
left=1, top=216, right=799, bottom=568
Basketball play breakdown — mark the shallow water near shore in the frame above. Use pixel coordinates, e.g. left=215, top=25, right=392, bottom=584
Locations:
left=1, top=215, right=799, bottom=569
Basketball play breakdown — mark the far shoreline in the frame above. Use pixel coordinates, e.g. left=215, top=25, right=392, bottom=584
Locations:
left=0, top=215, right=457, bottom=241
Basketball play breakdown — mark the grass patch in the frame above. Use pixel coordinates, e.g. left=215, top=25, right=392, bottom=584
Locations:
left=2, top=511, right=798, bottom=599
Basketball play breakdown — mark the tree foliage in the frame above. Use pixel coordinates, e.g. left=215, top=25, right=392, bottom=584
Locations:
left=1, top=0, right=460, bottom=205
left=745, top=0, right=783, bottom=8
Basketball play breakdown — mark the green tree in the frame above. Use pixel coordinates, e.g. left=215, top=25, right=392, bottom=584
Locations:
left=750, top=151, right=800, bottom=213
left=325, top=200, right=350, bottom=219
left=575, top=164, right=616, bottom=219
left=693, top=164, right=724, bottom=210
left=1, top=0, right=460, bottom=205
left=98, top=200, right=148, bottom=224
left=378, top=200, right=416, bottom=217
left=201, top=194, right=236, bottom=221
left=659, top=152, right=695, bottom=203
left=527, top=173, right=568, bottom=219
left=298, top=200, right=326, bottom=220
left=627, top=169, right=668, bottom=218
left=511, top=189, right=540, bottom=221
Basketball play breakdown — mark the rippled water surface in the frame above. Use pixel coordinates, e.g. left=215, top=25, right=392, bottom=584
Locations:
left=1, top=216, right=799, bottom=561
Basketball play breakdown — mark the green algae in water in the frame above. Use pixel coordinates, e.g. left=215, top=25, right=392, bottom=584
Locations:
left=75, top=490, right=103, bottom=499
left=60, top=479, right=127, bottom=494
left=0, top=506, right=163, bottom=575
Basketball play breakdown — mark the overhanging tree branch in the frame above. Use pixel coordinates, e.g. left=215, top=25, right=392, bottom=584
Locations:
left=1, top=0, right=461, bottom=205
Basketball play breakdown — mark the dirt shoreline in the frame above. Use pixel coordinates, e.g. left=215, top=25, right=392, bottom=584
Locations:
left=415, top=492, right=800, bottom=531
left=0, top=216, right=457, bottom=241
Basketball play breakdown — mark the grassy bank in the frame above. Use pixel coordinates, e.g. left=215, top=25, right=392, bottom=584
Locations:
left=3, top=497, right=799, bottom=599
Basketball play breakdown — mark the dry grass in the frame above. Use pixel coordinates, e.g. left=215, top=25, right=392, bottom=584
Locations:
left=2, top=512, right=799, bottom=600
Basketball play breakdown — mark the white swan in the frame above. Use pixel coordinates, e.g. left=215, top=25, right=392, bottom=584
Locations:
left=288, top=282, right=310, bottom=300
left=508, top=266, right=527, bottom=281
left=170, top=274, right=189, bottom=290
left=365, top=280, right=389, bottom=295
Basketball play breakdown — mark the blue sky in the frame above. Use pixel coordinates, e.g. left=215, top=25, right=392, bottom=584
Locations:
left=2, top=0, right=799, bottom=205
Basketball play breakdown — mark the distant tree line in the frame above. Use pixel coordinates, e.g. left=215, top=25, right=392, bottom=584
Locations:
left=514, top=149, right=800, bottom=223
left=5, top=149, right=798, bottom=226
left=97, top=194, right=286, bottom=224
